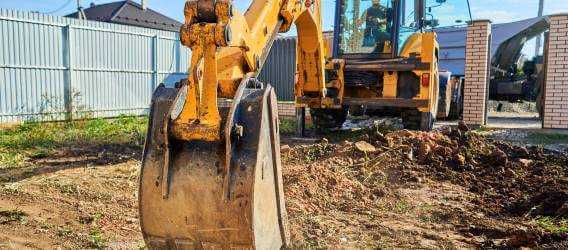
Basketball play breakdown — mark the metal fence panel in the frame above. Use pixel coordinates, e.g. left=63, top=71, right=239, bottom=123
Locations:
left=259, top=36, right=297, bottom=101
left=0, top=9, right=298, bottom=123
left=0, top=9, right=187, bottom=123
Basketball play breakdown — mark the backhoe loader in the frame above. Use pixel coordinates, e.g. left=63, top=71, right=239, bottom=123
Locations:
left=139, top=0, right=452, bottom=248
left=299, top=0, right=444, bottom=131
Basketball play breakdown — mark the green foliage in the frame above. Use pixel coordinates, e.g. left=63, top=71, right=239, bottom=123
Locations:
left=304, top=142, right=333, bottom=162
left=0, top=116, right=148, bottom=169
left=393, top=200, right=412, bottom=214
left=42, top=179, right=80, bottom=195
left=89, top=227, right=107, bottom=249
left=279, top=117, right=314, bottom=135
left=279, top=118, right=297, bottom=135
left=88, top=212, right=107, bottom=248
left=0, top=209, right=27, bottom=224
left=536, top=217, right=568, bottom=234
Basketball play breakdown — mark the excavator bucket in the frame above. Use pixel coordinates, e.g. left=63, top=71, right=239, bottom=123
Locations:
left=139, top=78, right=289, bottom=249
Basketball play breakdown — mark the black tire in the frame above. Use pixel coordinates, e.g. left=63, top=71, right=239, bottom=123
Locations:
left=437, top=71, right=452, bottom=119
left=402, top=109, right=420, bottom=130
left=402, top=109, right=435, bottom=131
left=310, top=107, right=348, bottom=130
left=349, top=105, right=366, bottom=117
left=448, top=79, right=464, bottom=120
left=420, top=112, right=434, bottom=131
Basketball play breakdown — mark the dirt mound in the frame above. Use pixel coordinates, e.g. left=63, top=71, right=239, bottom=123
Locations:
left=282, top=125, right=567, bottom=248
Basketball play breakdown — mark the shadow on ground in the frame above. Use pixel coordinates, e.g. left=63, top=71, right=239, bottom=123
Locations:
left=0, top=143, right=142, bottom=183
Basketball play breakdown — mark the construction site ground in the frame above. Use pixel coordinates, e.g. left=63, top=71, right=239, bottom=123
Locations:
left=0, top=116, right=567, bottom=248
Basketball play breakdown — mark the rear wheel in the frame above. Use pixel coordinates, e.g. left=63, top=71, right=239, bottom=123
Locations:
left=402, top=109, right=435, bottom=131
left=420, top=111, right=435, bottom=131
left=310, top=107, right=348, bottom=130
left=448, top=78, right=464, bottom=120
left=349, top=104, right=366, bottom=116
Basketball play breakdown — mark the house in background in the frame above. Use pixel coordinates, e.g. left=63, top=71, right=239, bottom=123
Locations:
left=65, top=0, right=182, bottom=32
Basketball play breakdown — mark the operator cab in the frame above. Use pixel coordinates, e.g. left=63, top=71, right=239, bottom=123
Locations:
left=333, top=0, right=471, bottom=59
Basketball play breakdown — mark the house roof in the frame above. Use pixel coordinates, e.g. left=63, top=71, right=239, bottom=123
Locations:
left=65, top=0, right=182, bottom=32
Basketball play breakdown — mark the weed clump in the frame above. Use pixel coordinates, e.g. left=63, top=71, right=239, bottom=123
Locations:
left=0, top=209, right=27, bottom=224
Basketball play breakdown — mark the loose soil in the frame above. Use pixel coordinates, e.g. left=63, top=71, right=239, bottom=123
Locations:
left=283, top=125, right=567, bottom=248
left=0, top=123, right=567, bottom=248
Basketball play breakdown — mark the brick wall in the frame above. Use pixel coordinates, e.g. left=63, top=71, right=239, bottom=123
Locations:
left=463, top=20, right=492, bottom=126
left=543, top=14, right=568, bottom=129
left=277, top=102, right=297, bottom=117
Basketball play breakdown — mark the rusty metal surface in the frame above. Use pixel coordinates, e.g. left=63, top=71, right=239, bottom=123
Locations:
left=196, top=0, right=216, bottom=23
left=139, top=79, right=288, bottom=248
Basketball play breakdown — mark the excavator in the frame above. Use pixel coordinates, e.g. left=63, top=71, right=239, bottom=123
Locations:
left=139, top=0, right=448, bottom=248
left=302, top=0, right=442, bottom=131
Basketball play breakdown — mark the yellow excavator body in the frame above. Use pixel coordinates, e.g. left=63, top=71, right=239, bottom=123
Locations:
left=139, top=0, right=442, bottom=248
left=298, top=0, right=441, bottom=131
left=139, top=0, right=327, bottom=248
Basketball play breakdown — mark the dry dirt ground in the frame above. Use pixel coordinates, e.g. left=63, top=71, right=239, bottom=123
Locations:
left=0, top=145, right=144, bottom=249
left=0, top=124, right=567, bottom=248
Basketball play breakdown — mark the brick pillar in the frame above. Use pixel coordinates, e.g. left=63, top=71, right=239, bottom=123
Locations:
left=543, top=14, right=568, bottom=129
left=463, top=20, right=492, bottom=126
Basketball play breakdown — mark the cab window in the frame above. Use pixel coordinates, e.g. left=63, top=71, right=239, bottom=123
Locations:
left=338, top=0, right=395, bottom=55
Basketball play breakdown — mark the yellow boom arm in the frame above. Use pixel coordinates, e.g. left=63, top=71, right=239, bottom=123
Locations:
left=139, top=2, right=326, bottom=248
left=175, top=0, right=327, bottom=142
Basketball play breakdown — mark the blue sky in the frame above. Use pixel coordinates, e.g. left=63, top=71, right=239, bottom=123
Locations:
left=1, top=0, right=567, bottom=56
left=2, top=0, right=567, bottom=27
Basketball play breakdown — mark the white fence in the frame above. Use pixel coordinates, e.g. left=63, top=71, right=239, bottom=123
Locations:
left=0, top=9, right=190, bottom=123
left=0, top=9, right=300, bottom=124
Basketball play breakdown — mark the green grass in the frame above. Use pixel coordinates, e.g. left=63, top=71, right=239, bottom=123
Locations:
left=0, top=115, right=148, bottom=169
left=279, top=118, right=298, bottom=135
left=393, top=200, right=412, bottom=214
left=1, top=116, right=318, bottom=169
left=89, top=227, right=107, bottom=248
left=0, top=209, right=27, bottom=224
left=526, top=132, right=568, bottom=145
left=279, top=117, right=314, bottom=135
left=88, top=213, right=107, bottom=248
left=535, top=217, right=568, bottom=234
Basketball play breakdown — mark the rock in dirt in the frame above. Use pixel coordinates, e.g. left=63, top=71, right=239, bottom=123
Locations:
left=354, top=141, right=377, bottom=153
left=518, top=158, right=533, bottom=167
left=417, top=142, right=432, bottom=160
left=454, top=154, right=466, bottom=166
left=458, top=121, right=470, bottom=132
left=514, top=147, right=530, bottom=158
left=281, top=145, right=291, bottom=153
left=504, top=168, right=517, bottom=178
left=491, top=149, right=508, bottom=166
left=281, top=126, right=568, bottom=248
left=405, top=148, right=414, bottom=161
left=506, top=229, right=540, bottom=248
